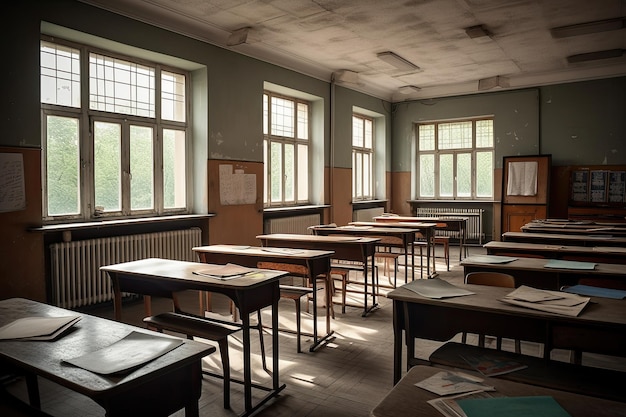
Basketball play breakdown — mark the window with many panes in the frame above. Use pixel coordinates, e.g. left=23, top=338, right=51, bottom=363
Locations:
left=41, top=37, right=189, bottom=221
left=263, top=92, right=310, bottom=206
left=417, top=118, right=493, bottom=199
left=352, top=114, right=373, bottom=200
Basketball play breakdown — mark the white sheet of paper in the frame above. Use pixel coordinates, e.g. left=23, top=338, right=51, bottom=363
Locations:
left=0, top=316, right=81, bottom=340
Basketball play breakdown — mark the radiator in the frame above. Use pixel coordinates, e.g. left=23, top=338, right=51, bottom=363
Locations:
left=413, top=208, right=484, bottom=244
left=353, top=207, right=384, bottom=222
left=265, top=214, right=321, bottom=235
left=50, top=228, right=202, bottom=309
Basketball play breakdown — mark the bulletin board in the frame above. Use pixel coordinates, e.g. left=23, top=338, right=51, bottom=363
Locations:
left=569, top=167, right=626, bottom=205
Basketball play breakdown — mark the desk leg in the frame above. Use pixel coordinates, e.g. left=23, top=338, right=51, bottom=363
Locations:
left=242, top=313, right=253, bottom=413
left=312, top=274, right=319, bottom=347
left=392, top=301, right=403, bottom=385
left=411, top=241, right=415, bottom=281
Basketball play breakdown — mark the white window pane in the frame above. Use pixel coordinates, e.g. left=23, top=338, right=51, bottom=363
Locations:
left=46, top=115, right=80, bottom=216
left=439, top=154, right=454, bottom=197
left=438, top=121, right=472, bottom=149
left=263, top=94, right=268, bottom=135
left=476, top=151, right=494, bottom=197
left=284, top=143, right=295, bottom=202
left=352, top=116, right=363, bottom=147
left=40, top=41, right=81, bottom=108
left=94, top=121, right=121, bottom=211
left=130, top=125, right=154, bottom=210
left=355, top=153, right=363, bottom=198
left=163, top=129, right=186, bottom=209
left=297, top=144, right=308, bottom=201
left=364, top=119, right=373, bottom=149
left=271, top=97, right=294, bottom=137
left=419, top=154, right=434, bottom=197
left=476, top=120, right=493, bottom=148
left=297, top=103, right=309, bottom=140
left=363, top=152, right=371, bottom=197
left=418, top=125, right=435, bottom=151
left=270, top=142, right=282, bottom=202
left=161, top=71, right=186, bottom=122
left=457, top=153, right=472, bottom=197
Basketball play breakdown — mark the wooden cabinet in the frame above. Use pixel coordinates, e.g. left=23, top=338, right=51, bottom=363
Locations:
left=502, top=204, right=547, bottom=232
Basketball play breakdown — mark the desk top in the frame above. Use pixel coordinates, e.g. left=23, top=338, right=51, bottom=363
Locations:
left=502, top=231, right=626, bottom=246
left=101, top=257, right=286, bottom=290
left=484, top=240, right=626, bottom=256
left=0, top=298, right=213, bottom=398
left=370, top=365, right=626, bottom=417
left=193, top=244, right=334, bottom=260
left=309, top=225, right=416, bottom=235
left=387, top=283, right=626, bottom=327
left=257, top=233, right=380, bottom=244
left=375, top=215, right=470, bottom=222
left=349, top=221, right=437, bottom=229
left=460, top=255, right=626, bottom=276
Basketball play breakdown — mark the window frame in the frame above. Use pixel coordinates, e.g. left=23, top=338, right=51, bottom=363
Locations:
left=416, top=117, right=494, bottom=200
left=352, top=113, right=374, bottom=201
left=40, top=36, right=191, bottom=222
left=263, top=91, right=311, bottom=207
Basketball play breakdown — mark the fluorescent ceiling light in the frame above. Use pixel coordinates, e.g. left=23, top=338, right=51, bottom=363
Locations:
left=567, top=49, right=625, bottom=63
left=332, top=70, right=360, bottom=85
left=377, top=51, right=420, bottom=71
left=398, top=85, right=421, bottom=94
left=465, top=25, right=491, bottom=39
left=227, top=27, right=250, bottom=46
left=478, top=75, right=510, bottom=91
left=551, top=17, right=625, bottom=38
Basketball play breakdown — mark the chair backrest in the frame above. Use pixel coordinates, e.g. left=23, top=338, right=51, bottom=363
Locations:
left=465, top=271, right=515, bottom=288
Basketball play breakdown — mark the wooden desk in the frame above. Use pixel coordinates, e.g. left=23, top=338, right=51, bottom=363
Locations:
left=192, top=244, right=334, bottom=352
left=310, top=225, right=421, bottom=281
left=386, top=284, right=626, bottom=384
left=484, top=240, right=626, bottom=264
left=0, top=298, right=213, bottom=417
left=371, top=365, right=626, bottom=417
left=375, top=215, right=469, bottom=260
left=502, top=231, right=626, bottom=247
left=349, top=221, right=438, bottom=280
left=521, top=223, right=626, bottom=236
left=461, top=255, right=626, bottom=290
left=256, top=233, right=379, bottom=316
left=101, top=258, right=286, bottom=417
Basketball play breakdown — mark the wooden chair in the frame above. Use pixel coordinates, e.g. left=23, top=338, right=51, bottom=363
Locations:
left=463, top=271, right=521, bottom=353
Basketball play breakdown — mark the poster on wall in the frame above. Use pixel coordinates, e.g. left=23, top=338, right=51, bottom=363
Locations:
left=589, top=170, right=607, bottom=203
left=219, top=164, right=257, bottom=205
left=0, top=152, right=26, bottom=213
left=608, top=171, right=626, bottom=203
left=570, top=170, right=589, bottom=202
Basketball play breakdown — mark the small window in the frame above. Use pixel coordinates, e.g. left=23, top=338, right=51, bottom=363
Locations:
left=352, top=114, right=373, bottom=201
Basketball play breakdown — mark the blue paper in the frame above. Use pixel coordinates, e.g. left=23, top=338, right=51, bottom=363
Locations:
left=562, top=284, right=626, bottom=299
left=457, top=396, right=571, bottom=417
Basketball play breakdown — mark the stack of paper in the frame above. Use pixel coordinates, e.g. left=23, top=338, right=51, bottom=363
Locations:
left=415, top=370, right=494, bottom=396
left=464, top=255, right=518, bottom=264
left=460, top=353, right=527, bottom=377
left=544, top=259, right=596, bottom=270
left=192, top=263, right=254, bottom=280
left=403, top=278, right=475, bottom=299
left=0, top=315, right=81, bottom=341
left=500, top=286, right=590, bottom=317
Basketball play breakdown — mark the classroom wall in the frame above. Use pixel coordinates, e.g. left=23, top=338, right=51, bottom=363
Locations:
left=2, top=0, right=625, bottom=302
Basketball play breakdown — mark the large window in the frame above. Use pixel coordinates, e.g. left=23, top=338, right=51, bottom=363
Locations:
left=417, top=118, right=494, bottom=199
left=263, top=92, right=310, bottom=206
left=352, top=114, right=373, bottom=200
left=41, top=38, right=189, bottom=221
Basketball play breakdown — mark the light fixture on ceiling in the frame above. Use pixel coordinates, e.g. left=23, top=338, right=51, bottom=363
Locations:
left=227, top=27, right=250, bottom=46
left=332, top=70, right=360, bottom=85
left=398, top=85, right=421, bottom=94
left=376, top=51, right=420, bottom=71
left=465, top=24, right=492, bottom=39
left=477, top=75, right=510, bottom=91
left=567, top=49, right=625, bottom=63
left=551, top=17, right=625, bottom=38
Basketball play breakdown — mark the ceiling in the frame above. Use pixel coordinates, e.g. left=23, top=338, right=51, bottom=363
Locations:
left=79, top=0, right=626, bottom=101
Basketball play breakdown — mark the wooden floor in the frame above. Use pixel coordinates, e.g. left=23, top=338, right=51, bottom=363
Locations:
left=3, top=246, right=625, bottom=416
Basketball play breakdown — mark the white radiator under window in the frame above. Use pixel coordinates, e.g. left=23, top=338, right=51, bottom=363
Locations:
left=413, top=208, right=484, bottom=243
left=265, top=214, right=321, bottom=235
left=50, top=228, right=202, bottom=309
left=353, top=207, right=384, bottom=222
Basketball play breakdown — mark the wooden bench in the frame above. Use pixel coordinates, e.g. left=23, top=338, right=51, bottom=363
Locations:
left=143, top=311, right=250, bottom=410
left=428, top=342, right=626, bottom=402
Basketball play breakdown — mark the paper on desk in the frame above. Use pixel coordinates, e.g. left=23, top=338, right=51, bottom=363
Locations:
left=260, top=247, right=305, bottom=254
left=429, top=390, right=498, bottom=417
left=562, top=284, right=626, bottom=300
left=501, top=286, right=590, bottom=317
left=464, top=255, right=518, bottom=264
left=64, top=331, right=183, bottom=375
left=544, top=259, right=596, bottom=270
left=403, top=278, right=475, bottom=299
left=592, top=246, right=626, bottom=253
left=457, top=396, right=572, bottom=417
left=415, top=370, right=494, bottom=396
left=0, top=315, right=81, bottom=341
left=193, top=263, right=254, bottom=279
